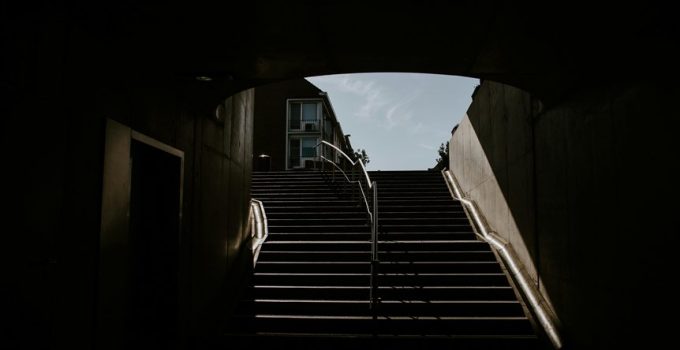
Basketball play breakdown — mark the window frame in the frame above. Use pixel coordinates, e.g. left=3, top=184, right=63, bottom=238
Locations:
left=287, top=99, right=322, bottom=132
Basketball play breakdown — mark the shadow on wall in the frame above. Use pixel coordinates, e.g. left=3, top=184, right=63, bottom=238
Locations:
left=449, top=80, right=680, bottom=348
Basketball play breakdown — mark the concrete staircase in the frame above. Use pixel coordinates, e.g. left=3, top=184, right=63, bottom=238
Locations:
left=225, top=170, right=539, bottom=348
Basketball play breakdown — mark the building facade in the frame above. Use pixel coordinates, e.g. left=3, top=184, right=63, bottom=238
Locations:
left=253, top=79, right=352, bottom=171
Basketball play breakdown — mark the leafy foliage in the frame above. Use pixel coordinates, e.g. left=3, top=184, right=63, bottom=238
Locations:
left=433, top=141, right=449, bottom=171
left=353, top=148, right=370, bottom=166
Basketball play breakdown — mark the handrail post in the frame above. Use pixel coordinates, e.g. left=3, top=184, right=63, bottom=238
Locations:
left=352, top=166, right=357, bottom=202
left=320, top=143, right=324, bottom=173
left=370, top=181, right=378, bottom=319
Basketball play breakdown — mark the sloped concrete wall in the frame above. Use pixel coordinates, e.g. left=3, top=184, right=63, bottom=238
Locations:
left=450, top=80, right=680, bottom=348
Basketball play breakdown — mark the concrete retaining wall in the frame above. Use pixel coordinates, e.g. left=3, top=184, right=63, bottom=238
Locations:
left=449, top=80, right=680, bottom=348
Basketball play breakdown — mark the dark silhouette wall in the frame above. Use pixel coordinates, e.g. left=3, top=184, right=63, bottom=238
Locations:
left=3, top=77, right=254, bottom=348
left=451, top=80, right=680, bottom=348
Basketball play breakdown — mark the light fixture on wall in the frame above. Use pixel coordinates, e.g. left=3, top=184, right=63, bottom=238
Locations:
left=214, top=103, right=225, bottom=125
left=195, top=76, right=213, bottom=82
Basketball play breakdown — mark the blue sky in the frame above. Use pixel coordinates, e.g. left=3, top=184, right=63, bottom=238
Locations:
left=306, top=73, right=479, bottom=170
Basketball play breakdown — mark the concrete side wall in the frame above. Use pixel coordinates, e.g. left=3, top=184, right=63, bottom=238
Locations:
left=450, top=80, right=680, bottom=348
left=450, top=82, right=537, bottom=286
left=4, top=80, right=254, bottom=348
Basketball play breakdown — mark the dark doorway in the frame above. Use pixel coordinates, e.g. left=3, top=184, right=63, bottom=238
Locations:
left=127, top=138, right=182, bottom=349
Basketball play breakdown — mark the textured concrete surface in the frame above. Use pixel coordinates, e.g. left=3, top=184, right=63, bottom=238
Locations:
left=451, top=113, right=539, bottom=285
left=450, top=80, right=680, bottom=348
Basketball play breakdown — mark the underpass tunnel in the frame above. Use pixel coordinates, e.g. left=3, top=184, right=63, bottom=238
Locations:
left=3, top=1, right=680, bottom=349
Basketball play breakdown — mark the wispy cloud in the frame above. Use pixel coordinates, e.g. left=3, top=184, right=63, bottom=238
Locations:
left=382, top=88, right=422, bottom=130
left=385, top=102, right=413, bottom=129
left=309, top=75, right=425, bottom=131
left=418, top=143, right=437, bottom=151
left=309, top=75, right=387, bottom=120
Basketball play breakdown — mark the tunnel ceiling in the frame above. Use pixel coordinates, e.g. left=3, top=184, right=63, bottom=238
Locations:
left=6, top=1, right=680, bottom=103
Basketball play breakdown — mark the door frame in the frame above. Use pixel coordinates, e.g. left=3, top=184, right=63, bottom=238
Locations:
left=96, top=119, right=184, bottom=349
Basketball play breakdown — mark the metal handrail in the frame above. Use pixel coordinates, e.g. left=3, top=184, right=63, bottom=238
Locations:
left=315, top=141, right=375, bottom=222
left=250, top=199, right=269, bottom=265
left=442, top=170, right=562, bottom=349
left=315, top=141, right=379, bottom=311
left=317, top=141, right=372, bottom=188
left=319, top=155, right=373, bottom=223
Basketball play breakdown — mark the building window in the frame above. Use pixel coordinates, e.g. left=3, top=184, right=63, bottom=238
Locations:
left=301, top=137, right=317, bottom=157
left=289, top=101, right=320, bottom=131
left=288, top=137, right=318, bottom=169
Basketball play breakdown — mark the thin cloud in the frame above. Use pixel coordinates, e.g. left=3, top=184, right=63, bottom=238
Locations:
left=385, top=103, right=413, bottom=129
left=382, top=88, right=422, bottom=130
left=418, top=143, right=437, bottom=151
left=308, top=75, right=388, bottom=120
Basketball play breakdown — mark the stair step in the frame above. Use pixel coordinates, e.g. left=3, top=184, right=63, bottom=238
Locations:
left=258, top=249, right=494, bottom=260
left=265, top=232, right=476, bottom=242
left=252, top=181, right=333, bottom=187
left=215, top=333, right=538, bottom=350
left=268, top=218, right=369, bottom=226
left=266, top=212, right=373, bottom=219
left=254, top=273, right=370, bottom=286
left=255, top=261, right=501, bottom=274
left=257, top=251, right=370, bottom=262
left=268, top=225, right=370, bottom=233
left=260, top=241, right=370, bottom=251
left=252, top=191, right=344, bottom=197
left=256, top=261, right=371, bottom=273
left=252, top=186, right=343, bottom=191
left=264, top=206, right=365, bottom=213
left=380, top=211, right=467, bottom=218
left=242, top=315, right=534, bottom=335
left=373, top=205, right=463, bottom=212
left=378, top=273, right=512, bottom=287
left=377, top=261, right=502, bottom=274
left=260, top=240, right=489, bottom=252
left=377, top=286, right=517, bottom=301
left=261, top=200, right=362, bottom=206
left=254, top=273, right=510, bottom=287
left=266, top=232, right=371, bottom=241
left=377, top=185, right=448, bottom=190
left=378, top=241, right=489, bottom=251
left=241, top=299, right=523, bottom=317
left=379, top=232, right=477, bottom=240
left=253, top=285, right=370, bottom=300
left=379, top=250, right=495, bottom=261
left=380, top=224, right=474, bottom=232
left=267, top=218, right=470, bottom=226
left=379, top=217, right=472, bottom=224
left=258, top=197, right=354, bottom=202
left=257, top=250, right=495, bottom=262
left=379, top=198, right=456, bottom=203
left=377, top=196, right=454, bottom=201
left=252, top=285, right=517, bottom=301
left=376, top=191, right=450, bottom=197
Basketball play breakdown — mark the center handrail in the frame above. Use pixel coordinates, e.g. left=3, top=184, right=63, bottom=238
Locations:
left=315, top=141, right=379, bottom=312
left=317, top=141, right=372, bottom=188
left=315, top=141, right=374, bottom=219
